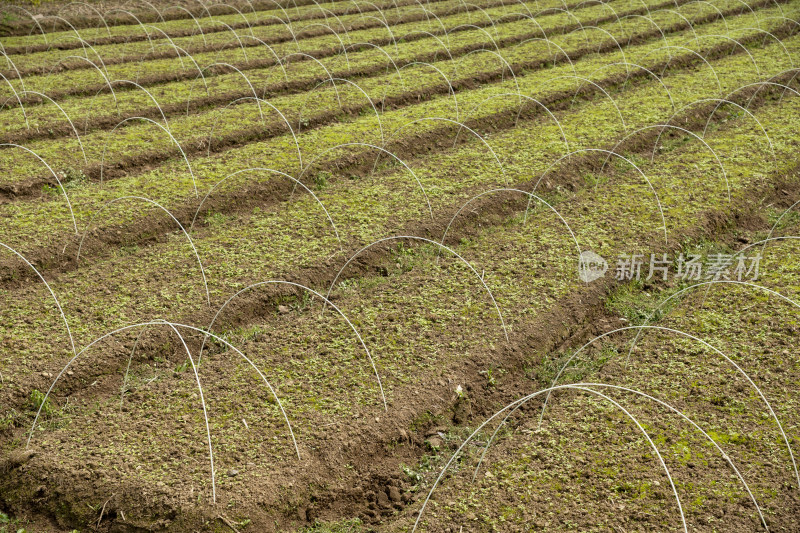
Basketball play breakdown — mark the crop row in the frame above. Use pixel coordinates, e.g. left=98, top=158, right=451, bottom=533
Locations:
left=3, top=51, right=795, bottom=413
left=3, top=0, right=547, bottom=71
left=0, top=0, right=691, bottom=135
left=1, top=77, right=797, bottom=527
left=0, top=2, right=793, bottom=235
left=0, top=0, right=748, bottom=138
left=1, top=0, right=451, bottom=50
left=0, top=0, right=402, bottom=38
left=0, top=1, right=788, bottom=191
left=0, top=24, right=796, bottom=378
left=409, top=231, right=800, bottom=530
left=1, top=0, right=578, bottom=61
left=2, top=0, right=659, bottom=87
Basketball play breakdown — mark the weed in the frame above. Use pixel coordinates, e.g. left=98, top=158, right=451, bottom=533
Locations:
left=402, top=463, right=423, bottom=482
left=454, top=384, right=466, bottom=400
left=28, top=389, right=52, bottom=416
left=313, top=171, right=330, bottom=190
left=0, top=409, right=19, bottom=432
left=535, top=345, right=618, bottom=386
left=203, top=212, right=230, bottom=228
left=60, top=167, right=87, bottom=188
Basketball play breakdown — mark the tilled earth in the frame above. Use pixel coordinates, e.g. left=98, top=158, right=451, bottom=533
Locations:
left=1, top=0, right=799, bottom=531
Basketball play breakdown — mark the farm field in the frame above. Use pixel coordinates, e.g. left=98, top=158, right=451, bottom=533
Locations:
left=0, top=0, right=799, bottom=531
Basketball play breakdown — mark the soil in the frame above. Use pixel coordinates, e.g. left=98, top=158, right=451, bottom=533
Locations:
left=1, top=0, right=799, bottom=531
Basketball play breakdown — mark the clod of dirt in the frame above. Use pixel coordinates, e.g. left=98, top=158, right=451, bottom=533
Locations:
left=425, top=426, right=445, bottom=437
left=452, top=397, right=470, bottom=424
left=277, top=305, right=290, bottom=314
left=388, top=486, right=402, bottom=502
left=377, top=490, right=391, bottom=508
left=427, top=436, right=443, bottom=450
left=1, top=449, right=35, bottom=473
left=397, top=428, right=409, bottom=443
